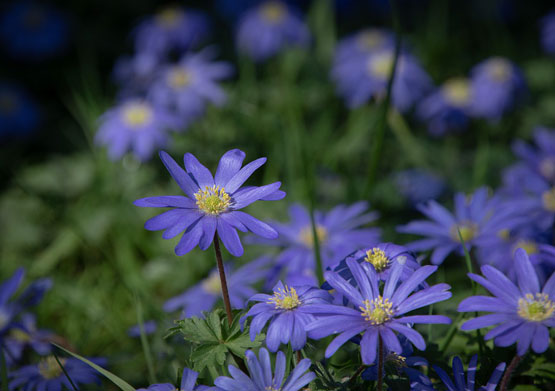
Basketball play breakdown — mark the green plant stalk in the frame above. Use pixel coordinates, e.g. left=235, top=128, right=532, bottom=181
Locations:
left=377, top=336, right=384, bottom=391
left=54, top=350, right=79, bottom=391
left=1, top=347, right=8, bottom=391
left=135, top=296, right=157, bottom=384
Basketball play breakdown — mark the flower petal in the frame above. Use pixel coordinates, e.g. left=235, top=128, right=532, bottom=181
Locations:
left=159, top=151, right=199, bottom=197
left=217, top=219, right=244, bottom=256
left=184, top=153, right=215, bottom=189
left=215, top=149, right=246, bottom=187
left=225, top=157, right=267, bottom=193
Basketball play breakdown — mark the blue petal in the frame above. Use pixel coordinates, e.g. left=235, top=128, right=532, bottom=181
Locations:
left=159, top=151, right=199, bottom=198
left=184, top=153, right=215, bottom=189
left=215, top=149, right=246, bottom=188
left=225, top=157, right=267, bottom=193
left=217, top=219, right=244, bottom=256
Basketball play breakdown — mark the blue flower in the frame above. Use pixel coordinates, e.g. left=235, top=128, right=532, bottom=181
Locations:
left=95, top=99, right=178, bottom=162
left=4, top=313, right=53, bottom=366
left=260, top=202, right=380, bottom=285
left=332, top=48, right=432, bottom=112
left=458, top=248, right=555, bottom=355
left=417, top=78, right=473, bottom=136
left=540, top=11, right=555, bottom=55
left=133, top=7, right=210, bottom=56
left=511, top=127, right=555, bottom=184
left=148, top=50, right=233, bottom=128
left=0, top=82, right=40, bottom=141
left=164, top=258, right=270, bottom=317
left=412, top=355, right=506, bottom=391
left=0, top=2, right=69, bottom=61
left=469, top=57, right=527, bottom=121
left=333, top=28, right=394, bottom=65
left=242, top=281, right=332, bottom=351
left=398, top=187, right=522, bottom=265
left=214, top=348, right=315, bottom=391
left=236, top=1, right=310, bottom=62
left=305, top=259, right=451, bottom=365
left=135, top=150, right=284, bottom=256
left=394, top=169, right=445, bottom=206
left=9, top=356, right=106, bottom=391
left=127, top=320, right=157, bottom=338
left=137, top=367, right=214, bottom=391
left=112, top=52, right=160, bottom=98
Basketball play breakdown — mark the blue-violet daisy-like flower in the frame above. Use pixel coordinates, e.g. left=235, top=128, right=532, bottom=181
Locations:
left=511, top=127, right=555, bottom=184
left=135, top=149, right=285, bottom=257
left=0, top=82, right=40, bottom=141
left=214, top=348, right=315, bottom=391
left=305, top=259, right=451, bottom=364
left=458, top=248, right=555, bottom=355
left=333, top=28, right=394, bottom=65
left=4, top=313, right=53, bottom=366
left=242, top=281, right=332, bottom=351
left=137, top=367, right=214, bottom=391
left=394, top=169, right=445, bottom=206
left=236, top=1, right=310, bottom=62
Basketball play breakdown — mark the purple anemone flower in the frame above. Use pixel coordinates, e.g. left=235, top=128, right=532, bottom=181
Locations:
left=9, top=356, right=106, bottom=391
left=95, top=99, right=179, bottom=162
left=164, top=257, right=270, bottom=317
left=511, top=127, right=555, bottom=184
left=332, top=49, right=432, bottom=112
left=112, top=52, right=160, bottom=98
left=412, top=355, right=506, bottom=391
left=540, top=11, right=555, bottom=55
left=458, top=248, right=555, bottom=356
left=469, top=57, right=526, bottom=121
left=133, top=7, right=210, bottom=56
left=0, top=82, right=40, bottom=140
left=305, top=259, right=451, bottom=365
left=127, top=320, right=157, bottom=338
left=417, top=78, right=473, bottom=136
left=214, top=348, right=315, bottom=391
left=4, top=313, right=53, bottom=365
left=236, top=1, right=310, bottom=62
left=333, top=28, right=394, bottom=65
left=137, top=367, right=214, bottom=391
left=398, top=187, right=523, bottom=265
left=242, top=281, right=332, bottom=351
left=394, top=169, right=445, bottom=206
left=148, top=50, right=233, bottom=128
left=135, top=150, right=284, bottom=257
left=260, top=202, right=380, bottom=285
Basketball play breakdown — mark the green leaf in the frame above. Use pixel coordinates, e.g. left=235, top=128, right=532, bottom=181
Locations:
left=53, top=344, right=136, bottom=391
left=191, top=344, right=228, bottom=372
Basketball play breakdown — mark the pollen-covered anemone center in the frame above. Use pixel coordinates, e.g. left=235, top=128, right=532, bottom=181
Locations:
left=268, top=286, right=301, bottom=310
left=260, top=1, right=286, bottom=23
left=122, top=103, right=153, bottom=128
left=265, top=386, right=280, bottom=391
left=167, top=68, right=192, bottom=89
left=517, top=293, right=555, bottom=322
left=364, top=248, right=390, bottom=272
left=195, top=185, right=231, bottom=215
left=357, top=30, right=384, bottom=50
left=360, top=296, right=395, bottom=325
left=38, top=356, right=66, bottom=380
left=450, top=221, right=478, bottom=243
left=9, top=328, right=31, bottom=342
left=443, top=78, right=470, bottom=107
left=386, top=352, right=407, bottom=369
left=542, top=187, right=555, bottom=212
left=201, top=271, right=221, bottom=295
left=368, top=52, right=394, bottom=79
left=513, top=240, right=538, bottom=256
left=487, top=58, right=511, bottom=82
left=155, top=8, right=184, bottom=27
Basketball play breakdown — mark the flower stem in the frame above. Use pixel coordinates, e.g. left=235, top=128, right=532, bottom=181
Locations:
left=377, top=336, right=384, bottom=391
left=213, top=232, right=233, bottom=325
left=348, top=365, right=365, bottom=385
left=500, top=354, right=521, bottom=391
left=296, top=350, right=302, bottom=364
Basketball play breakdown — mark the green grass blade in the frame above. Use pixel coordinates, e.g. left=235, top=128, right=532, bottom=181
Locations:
left=53, top=350, right=78, bottom=391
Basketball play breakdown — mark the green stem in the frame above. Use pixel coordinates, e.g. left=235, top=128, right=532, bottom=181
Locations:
left=377, top=336, right=384, bottom=391
left=135, top=296, right=157, bottom=384
left=439, top=312, right=464, bottom=352
left=53, top=351, right=78, bottom=391
left=309, top=203, right=324, bottom=285
left=1, top=347, right=8, bottom=391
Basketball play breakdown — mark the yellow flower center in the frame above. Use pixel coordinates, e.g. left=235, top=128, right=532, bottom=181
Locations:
left=201, top=271, right=221, bottom=295
left=155, top=8, right=184, bottom=28
left=450, top=221, right=478, bottom=243
left=265, top=387, right=280, bottom=391
left=497, top=228, right=510, bottom=240
left=517, top=293, right=555, bottom=322
left=443, top=78, right=470, bottom=107
left=513, top=239, right=538, bottom=256
left=386, top=352, right=407, bottom=368
left=357, top=30, right=384, bottom=50
left=38, top=356, right=66, bottom=380
left=122, top=103, right=152, bottom=128
left=299, top=225, right=328, bottom=248
left=542, top=187, right=555, bottom=212
left=268, top=286, right=301, bottom=310
left=359, top=296, right=395, bottom=325
left=195, top=185, right=231, bottom=215
left=364, top=248, right=390, bottom=273
left=9, top=328, right=31, bottom=342
left=368, top=52, right=394, bottom=79
left=260, top=1, right=287, bottom=23
left=167, top=68, right=192, bottom=89
left=540, top=158, right=555, bottom=180
left=487, top=58, right=511, bottom=82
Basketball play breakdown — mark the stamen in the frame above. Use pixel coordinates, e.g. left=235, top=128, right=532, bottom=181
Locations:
left=167, top=68, right=191, bottom=89
left=357, top=30, right=384, bottom=50
left=156, top=8, right=184, bottom=27
left=487, top=58, right=511, bottom=82
left=201, top=271, right=221, bottom=295
left=367, top=52, right=394, bottom=79
left=260, top=1, right=286, bottom=23
left=517, top=293, right=555, bottom=322
left=364, top=248, right=390, bottom=272
left=38, top=356, right=66, bottom=380
left=359, top=296, right=395, bottom=325
left=268, top=286, right=301, bottom=310
left=542, top=187, right=555, bottom=212
left=443, top=78, right=470, bottom=107
left=194, top=185, right=231, bottom=215
left=513, top=239, right=538, bottom=256
left=122, top=102, right=152, bottom=127
left=450, top=221, right=478, bottom=243
left=299, top=225, right=328, bottom=248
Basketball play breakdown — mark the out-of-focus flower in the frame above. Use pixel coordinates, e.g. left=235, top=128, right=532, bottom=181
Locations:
left=236, top=1, right=310, bottom=62
left=135, top=150, right=284, bottom=257
left=112, top=52, right=160, bottom=98
left=164, top=258, right=270, bottom=317
left=458, top=248, right=555, bottom=356
left=540, top=11, right=555, bottom=55
left=305, top=259, right=451, bottom=364
left=149, top=50, right=233, bottom=128
left=9, top=356, right=106, bottom=391
left=417, top=78, right=473, bottom=136
left=398, top=187, right=522, bottom=265
left=469, top=57, right=526, bottom=121
left=4, top=313, right=53, bottom=365
left=259, top=202, right=380, bottom=285
left=137, top=367, right=214, bottom=391
left=511, top=127, right=555, bottom=184
left=242, top=281, right=332, bottom=351
left=0, top=2, right=69, bottom=61
left=394, top=169, right=445, bottom=206
left=214, top=348, right=315, bottom=391
left=332, top=49, right=432, bottom=112
left=127, top=320, right=157, bottom=338
left=95, top=99, right=178, bottom=162
left=333, top=28, right=394, bottom=64
left=0, top=82, right=40, bottom=140
left=412, top=355, right=505, bottom=391
left=133, top=7, right=210, bottom=56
